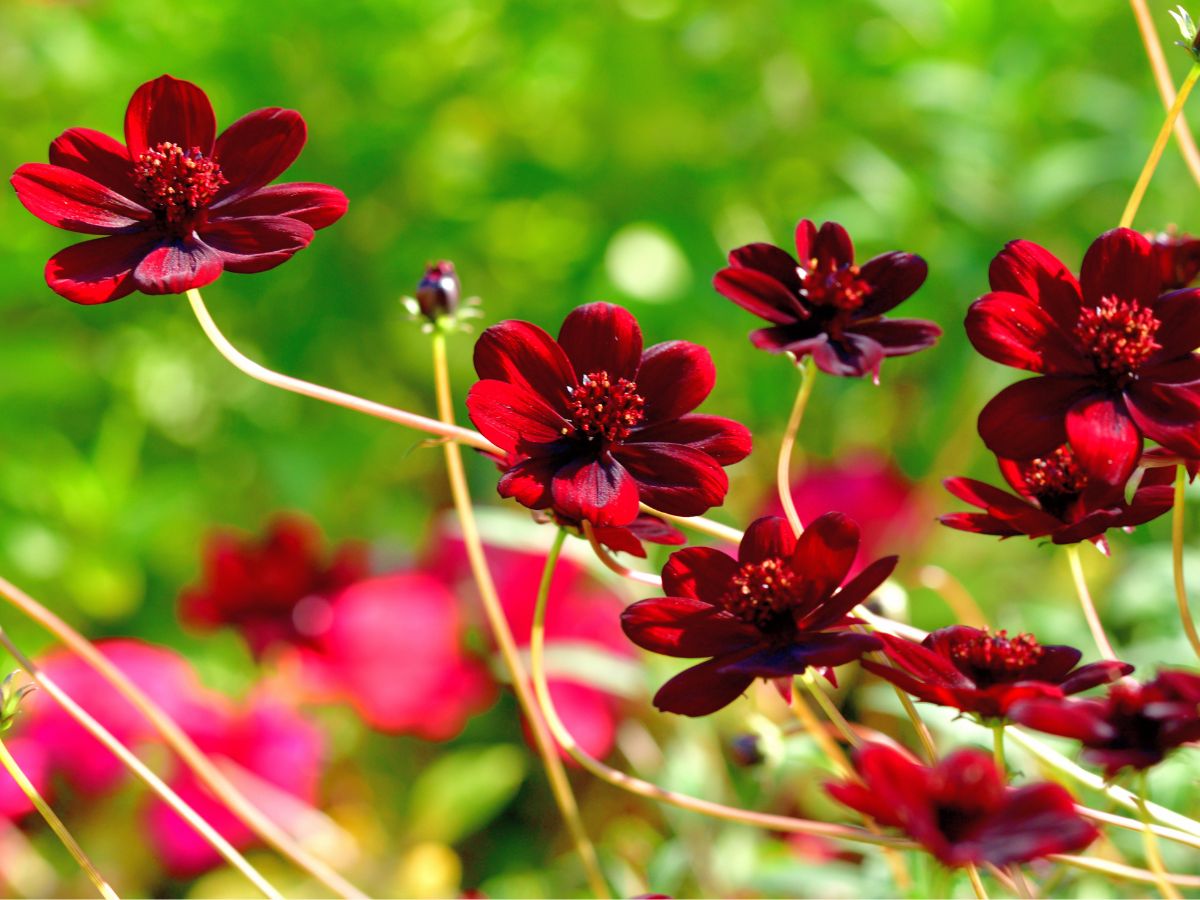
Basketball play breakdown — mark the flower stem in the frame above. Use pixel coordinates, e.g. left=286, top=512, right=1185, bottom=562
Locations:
left=992, top=724, right=1007, bottom=778
left=966, top=863, right=989, bottom=899
left=0, top=578, right=352, bottom=898
left=1136, top=772, right=1182, bottom=900
left=1171, top=466, right=1200, bottom=660
left=801, top=672, right=861, bottom=748
left=788, top=685, right=853, bottom=777
left=0, top=734, right=118, bottom=900
left=1119, top=61, right=1200, bottom=228
left=529, top=529, right=910, bottom=850
left=1064, top=545, right=1119, bottom=661
left=638, top=504, right=744, bottom=545
left=0, top=630, right=281, bottom=899
left=430, top=332, right=609, bottom=899
left=581, top=521, right=663, bottom=588
left=777, top=357, right=817, bottom=536
left=1049, top=854, right=1200, bottom=889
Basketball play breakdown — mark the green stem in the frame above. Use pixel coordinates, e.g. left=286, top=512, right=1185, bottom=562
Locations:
left=993, top=724, right=1007, bottom=778
left=777, top=356, right=817, bottom=536
left=1171, top=466, right=1200, bottom=660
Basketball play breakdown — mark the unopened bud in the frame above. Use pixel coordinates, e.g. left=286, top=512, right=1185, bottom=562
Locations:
left=729, top=733, right=764, bottom=767
left=0, top=672, right=34, bottom=733
left=401, top=260, right=482, bottom=333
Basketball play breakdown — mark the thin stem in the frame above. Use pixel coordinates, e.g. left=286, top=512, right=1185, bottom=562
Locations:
left=0, top=734, right=118, bottom=900
left=430, top=332, right=609, bottom=900
left=1136, top=772, right=1182, bottom=900
left=801, top=673, right=861, bottom=748
left=187, top=288, right=495, bottom=454
left=0, top=576, right=362, bottom=899
left=1079, top=806, right=1200, bottom=852
left=1171, top=466, right=1200, bottom=659
left=1120, top=62, right=1200, bottom=228
left=528, top=529, right=909, bottom=850
left=0, top=631, right=281, bottom=899
left=777, top=357, right=817, bottom=536
left=1050, top=854, right=1200, bottom=889
left=1009, top=865, right=1036, bottom=899
left=1130, top=0, right=1200, bottom=190
left=788, top=687, right=852, bottom=777
left=1064, top=545, right=1119, bottom=661
left=581, top=522, right=663, bottom=588
left=993, top=725, right=1007, bottom=778
left=966, top=863, right=989, bottom=900
left=638, top=504, right=743, bottom=545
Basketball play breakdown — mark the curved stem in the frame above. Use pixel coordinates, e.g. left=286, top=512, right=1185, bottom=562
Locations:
left=1050, top=854, right=1200, bottom=889
left=0, top=577, right=362, bottom=899
left=801, top=673, right=861, bottom=749
left=1080, top=806, right=1200, bottom=852
left=1064, top=546, right=1119, bottom=661
left=529, top=529, right=909, bottom=850
left=1136, top=772, right=1182, bottom=900
left=187, top=288, right=495, bottom=454
left=992, top=725, right=1007, bottom=778
left=966, top=863, right=989, bottom=900
left=777, top=357, right=817, bottom=536
left=431, top=333, right=609, bottom=899
left=0, top=631, right=280, bottom=899
left=638, top=505, right=743, bottom=545
left=1171, top=466, right=1200, bottom=659
left=581, top=522, right=663, bottom=588
left=0, top=735, right=118, bottom=900
left=1120, top=62, right=1200, bottom=228
left=789, top=687, right=852, bottom=777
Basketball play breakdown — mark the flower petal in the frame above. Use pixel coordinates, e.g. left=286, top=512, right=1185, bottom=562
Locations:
left=977, top=377, right=1086, bottom=460
left=1007, top=698, right=1115, bottom=743
left=44, top=232, right=156, bottom=304
left=652, top=657, right=756, bottom=717
left=48, top=127, right=139, bottom=199
left=473, top=320, right=577, bottom=412
left=738, top=516, right=797, bottom=564
left=1058, top=660, right=1134, bottom=695
left=662, top=546, right=740, bottom=604
left=790, top=511, right=859, bottom=600
left=1080, top=228, right=1158, bottom=305
left=748, top=326, right=826, bottom=356
left=810, top=220, right=854, bottom=267
left=209, top=182, right=348, bottom=230
left=938, top=512, right=1023, bottom=538
left=124, top=74, right=216, bottom=158
left=466, top=380, right=570, bottom=453
left=969, top=784, right=1099, bottom=866
left=628, top=414, right=752, bottom=466
left=636, top=341, right=715, bottom=423
left=942, top=476, right=1061, bottom=536
left=551, top=454, right=640, bottom=527
left=988, top=239, right=1082, bottom=323
left=558, top=302, right=642, bottom=380
left=813, top=332, right=885, bottom=379
left=858, top=252, right=928, bottom=317
left=713, top=267, right=806, bottom=324
left=727, top=241, right=802, bottom=290
left=614, top=442, right=728, bottom=517
left=497, top=454, right=560, bottom=509
left=198, top=215, right=314, bottom=273
left=12, top=163, right=148, bottom=234
left=804, top=554, right=898, bottom=630
left=621, top=596, right=761, bottom=658
left=1065, top=393, right=1141, bottom=486
left=718, top=632, right=880, bottom=677
left=131, top=239, right=223, bottom=295
left=965, top=292, right=1086, bottom=374
left=213, top=108, right=307, bottom=202
left=850, top=317, right=942, bottom=358
left=1146, top=289, right=1200, bottom=361
left=1125, top=380, right=1200, bottom=459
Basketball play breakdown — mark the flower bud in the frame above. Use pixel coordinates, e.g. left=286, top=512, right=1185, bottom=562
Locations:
left=0, top=672, right=34, bottom=733
left=728, top=733, right=764, bottom=767
left=416, top=261, right=460, bottom=321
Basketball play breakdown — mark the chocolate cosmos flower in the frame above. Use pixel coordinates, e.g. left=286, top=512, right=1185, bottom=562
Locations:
left=621, top=514, right=891, bottom=717
left=11, top=74, right=347, bottom=303
left=827, top=744, right=1098, bottom=867
left=713, top=219, right=939, bottom=379
left=467, top=302, right=751, bottom=528
left=966, top=229, right=1200, bottom=485
left=864, top=626, right=1132, bottom=721
left=940, top=443, right=1175, bottom=554
left=1148, top=230, right=1200, bottom=290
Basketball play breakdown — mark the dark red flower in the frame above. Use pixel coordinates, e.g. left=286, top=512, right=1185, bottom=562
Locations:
left=466, top=302, right=752, bottom=528
left=11, top=74, right=347, bottom=304
left=713, top=219, right=938, bottom=379
left=1148, top=230, right=1200, bottom=290
left=863, top=626, right=1132, bottom=721
left=827, top=744, right=1098, bottom=867
left=621, top=513, right=891, bottom=717
left=966, top=229, right=1200, bottom=486
left=180, top=513, right=368, bottom=658
left=940, top=443, right=1175, bottom=554
left=1010, top=669, right=1200, bottom=776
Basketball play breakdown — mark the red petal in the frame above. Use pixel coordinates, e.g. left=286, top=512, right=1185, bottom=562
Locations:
left=551, top=455, right=639, bottom=527
left=942, top=476, right=1063, bottom=536
left=1058, top=661, right=1134, bottom=695
left=473, top=320, right=577, bottom=412
left=44, top=232, right=156, bottom=304
left=209, top=182, right=348, bottom=230
left=213, top=108, right=307, bottom=202
left=12, top=163, right=148, bottom=234
left=965, top=292, right=1086, bottom=374
left=793, top=219, right=818, bottom=263
left=1146, top=289, right=1200, bottom=361
left=876, top=633, right=975, bottom=689
left=790, top=511, right=859, bottom=600
left=1007, top=698, right=1115, bottom=743
left=621, top=596, right=760, bottom=658
left=977, top=377, right=1084, bottom=460
left=636, top=341, right=715, bottom=423
left=811, top=221, right=854, bottom=267
left=614, top=442, right=728, bottom=517
left=465, top=380, right=570, bottom=452
left=558, top=302, right=642, bottom=380
left=738, top=516, right=797, bottom=563
left=719, top=632, right=881, bottom=677
left=48, top=127, right=139, bottom=198
left=858, top=252, right=928, bottom=317
left=805, top=554, right=898, bottom=629
left=1125, top=380, right=1200, bottom=458
left=131, top=240, right=223, bottom=294
left=969, top=785, right=1099, bottom=865
left=938, top=512, right=1023, bottom=537
left=988, top=239, right=1082, bottom=323
left=199, top=215, right=313, bottom=273
left=497, top=455, right=558, bottom=509
left=652, top=657, right=756, bottom=717
left=727, top=242, right=802, bottom=290
left=850, top=317, right=941, bottom=358
left=713, top=267, right=806, bottom=324
left=629, top=414, right=752, bottom=466
left=124, top=75, right=216, bottom=158
left=1080, top=228, right=1158, bottom=305
left=1065, top=394, right=1141, bottom=486
left=812, top=332, right=884, bottom=379
left=662, top=546, right=740, bottom=604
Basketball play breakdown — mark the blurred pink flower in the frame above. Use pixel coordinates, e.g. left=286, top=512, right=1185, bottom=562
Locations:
left=0, top=737, right=50, bottom=820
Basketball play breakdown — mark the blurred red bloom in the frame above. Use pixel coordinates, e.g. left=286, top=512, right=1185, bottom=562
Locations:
left=966, top=229, right=1200, bottom=486
left=864, top=626, right=1132, bottom=721
left=940, top=444, right=1175, bottom=554
left=827, top=744, right=1098, bottom=867
left=713, top=219, right=938, bottom=380
left=11, top=74, right=347, bottom=304
left=0, top=738, right=50, bottom=821
left=467, top=302, right=751, bottom=528
left=1148, top=230, right=1200, bottom=290
left=180, top=513, right=369, bottom=659
left=621, top=514, right=890, bottom=717
left=1010, top=669, right=1200, bottom=776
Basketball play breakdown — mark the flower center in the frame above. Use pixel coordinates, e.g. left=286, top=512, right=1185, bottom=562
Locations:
left=723, top=557, right=798, bottom=630
left=133, top=142, right=226, bottom=231
left=950, top=629, right=1044, bottom=684
left=798, top=258, right=871, bottom=312
left=1019, top=445, right=1087, bottom=519
left=566, top=370, right=645, bottom=443
left=1073, top=296, right=1162, bottom=383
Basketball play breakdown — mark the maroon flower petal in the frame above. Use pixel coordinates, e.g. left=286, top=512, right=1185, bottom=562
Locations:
left=977, top=377, right=1086, bottom=460
left=738, top=516, right=797, bottom=564
left=124, top=75, right=216, bottom=159
left=465, top=380, right=570, bottom=453
left=988, top=239, right=1083, bottom=323
left=965, top=292, right=1087, bottom=375
left=1007, top=698, right=1116, bottom=743
left=789, top=511, right=859, bottom=602
left=48, top=127, right=139, bottom=199
left=1058, top=660, right=1134, bottom=695
left=213, top=108, right=306, bottom=202
left=652, top=657, right=756, bottom=717
left=198, top=215, right=314, bottom=273
left=719, top=632, right=880, bottom=678
left=11, top=163, right=148, bottom=234
left=473, top=320, right=577, bottom=412
left=857, top=252, right=928, bottom=317
left=615, top=443, right=728, bottom=517
left=825, top=780, right=901, bottom=828
left=551, top=454, right=639, bottom=527
left=938, top=512, right=1023, bottom=537
left=1146, top=289, right=1200, bottom=361
left=793, top=219, right=818, bottom=264
left=968, top=784, right=1098, bottom=866
left=497, top=455, right=559, bottom=509
left=1065, top=393, right=1141, bottom=486
left=1079, top=228, right=1158, bottom=306
left=623, top=515, right=687, bottom=547
left=809, top=220, right=854, bottom=267
left=636, top=341, right=715, bottom=423
left=1139, top=354, right=1200, bottom=385
left=1016, top=644, right=1083, bottom=683
left=558, top=302, right=642, bottom=380
left=850, top=317, right=942, bottom=358
left=874, top=633, right=976, bottom=689
left=804, top=555, right=898, bottom=629
left=629, top=414, right=752, bottom=466
left=209, top=182, right=348, bottom=230
left=812, top=332, right=885, bottom=379
left=942, top=477, right=1062, bottom=536
left=662, top=547, right=740, bottom=605
left=620, top=596, right=761, bottom=658
left=1125, top=380, right=1200, bottom=459
left=749, top=327, right=826, bottom=356
left=44, top=232, right=157, bottom=305
left=131, top=239, right=223, bottom=295
left=713, top=267, right=806, bottom=324
left=727, top=242, right=803, bottom=290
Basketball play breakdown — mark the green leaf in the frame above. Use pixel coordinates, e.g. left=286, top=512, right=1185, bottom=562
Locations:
left=405, top=744, right=528, bottom=844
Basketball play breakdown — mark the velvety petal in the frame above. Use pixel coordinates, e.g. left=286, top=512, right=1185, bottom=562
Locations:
left=748, top=327, right=826, bottom=357
left=1007, top=698, right=1116, bottom=743
left=811, top=221, right=854, bottom=267
left=558, top=302, right=642, bottom=380
left=718, top=632, right=880, bottom=677
left=621, top=596, right=761, bottom=658
left=737, top=516, right=797, bottom=564
left=198, top=215, right=314, bottom=273
left=48, top=127, right=139, bottom=199
left=938, top=512, right=1023, bottom=537
left=628, top=414, right=751, bottom=466
left=1065, top=394, right=1141, bottom=486
left=804, top=555, right=898, bottom=630
left=875, top=633, right=976, bottom=689
left=1125, top=381, right=1200, bottom=458
left=1017, top=645, right=1082, bottom=683
left=12, top=163, right=148, bottom=234
left=825, top=780, right=903, bottom=829
left=132, top=239, right=223, bottom=294
left=551, top=454, right=640, bottom=527
left=473, top=320, right=577, bottom=412
left=727, top=241, right=802, bottom=290
left=969, top=785, right=1099, bottom=866
left=497, top=454, right=560, bottom=509
left=942, top=477, right=1063, bottom=535
left=623, top=515, right=687, bottom=547
left=652, top=657, right=756, bottom=717
left=124, top=75, right=216, bottom=158
left=636, top=341, right=715, bottom=423
left=789, top=511, right=859, bottom=603
left=713, top=267, right=806, bottom=324
left=1146, top=289, right=1200, bottom=361
left=1079, top=228, right=1158, bottom=306
left=212, top=108, right=306, bottom=202
left=812, top=332, right=885, bottom=379
left=857, top=252, right=928, bottom=317
left=988, top=239, right=1083, bottom=323
left=211, top=182, right=348, bottom=230
left=466, top=380, right=570, bottom=453
left=965, top=292, right=1087, bottom=374
left=977, top=377, right=1087, bottom=460
left=1139, top=354, right=1200, bottom=385
left=1058, top=661, right=1134, bottom=695
left=44, top=232, right=157, bottom=304
left=615, top=443, right=728, bottom=517
left=850, top=317, right=942, bottom=358
left=861, top=658, right=975, bottom=710
left=793, top=219, right=818, bottom=264
left=661, top=546, right=740, bottom=605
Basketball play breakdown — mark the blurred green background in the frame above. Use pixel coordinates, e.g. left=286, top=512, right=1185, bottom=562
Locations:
left=1, top=0, right=1199, bottom=897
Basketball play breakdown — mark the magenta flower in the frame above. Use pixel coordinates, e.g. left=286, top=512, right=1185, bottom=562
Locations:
left=713, top=219, right=939, bottom=379
left=827, top=744, right=1098, bottom=867
left=864, top=626, right=1132, bottom=721
left=967, top=229, right=1200, bottom=486
left=11, top=74, right=347, bottom=304
left=621, top=514, right=891, bottom=717
left=467, top=302, right=752, bottom=528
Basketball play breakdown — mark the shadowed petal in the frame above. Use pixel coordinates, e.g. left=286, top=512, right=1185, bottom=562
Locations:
left=551, top=454, right=639, bottom=527
left=968, top=785, right=1098, bottom=865
left=749, top=326, right=825, bottom=356
left=1080, top=228, right=1158, bottom=306
left=719, top=632, right=880, bottom=677
left=558, top=302, right=642, bottom=380
left=1007, top=698, right=1116, bottom=743
left=727, top=242, right=802, bottom=290
left=1057, top=661, right=1134, bottom=695
left=49, top=127, right=139, bottom=199
left=615, top=443, right=728, bottom=517
left=213, top=108, right=306, bottom=202
left=497, top=455, right=560, bottom=509
left=662, top=547, right=740, bottom=605
left=977, top=377, right=1086, bottom=460
left=45, top=233, right=157, bottom=304
left=812, top=332, right=885, bottom=379
left=12, top=163, right=148, bottom=234
left=1065, top=394, right=1141, bottom=486
left=858, top=252, right=928, bottom=317
left=637, top=341, right=715, bottom=423
left=473, top=320, right=577, bottom=412
left=851, top=317, right=942, bottom=358
left=199, top=215, right=313, bottom=273
left=988, top=239, right=1083, bottom=322
left=1146, top=289, right=1200, bottom=360
left=621, top=596, right=761, bottom=658
left=131, top=239, right=222, bottom=294
left=938, top=512, right=1023, bottom=537
left=652, top=657, right=756, bottom=716
left=210, top=182, right=348, bottom=230
left=713, top=267, right=806, bottom=324
left=124, top=75, right=216, bottom=158
left=1125, top=381, right=1200, bottom=459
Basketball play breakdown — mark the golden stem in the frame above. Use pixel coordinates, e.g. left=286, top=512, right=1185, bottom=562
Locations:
left=1171, top=466, right=1200, bottom=659
left=1050, top=854, right=1200, bottom=889
left=581, top=521, right=663, bottom=588
left=1064, top=546, right=1119, bottom=661
left=1136, top=773, right=1182, bottom=900
left=638, top=505, right=744, bottom=544
left=1130, top=0, right=1200, bottom=189
left=966, top=863, right=989, bottom=899
left=777, top=357, right=817, bottom=536
left=801, top=673, right=862, bottom=749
